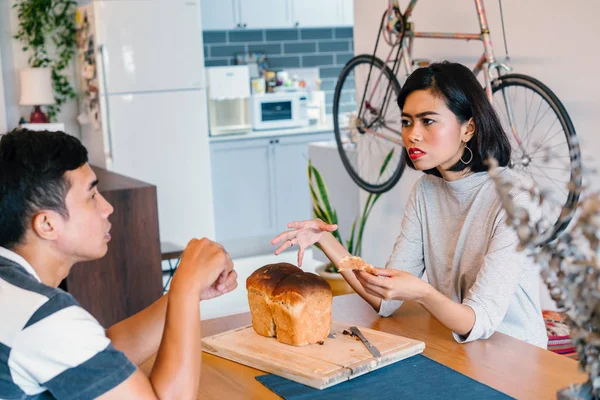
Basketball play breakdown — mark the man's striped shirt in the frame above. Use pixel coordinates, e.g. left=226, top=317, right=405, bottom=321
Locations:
left=0, top=247, right=135, bottom=399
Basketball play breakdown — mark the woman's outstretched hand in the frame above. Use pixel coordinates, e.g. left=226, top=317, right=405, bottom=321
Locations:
left=271, top=219, right=338, bottom=267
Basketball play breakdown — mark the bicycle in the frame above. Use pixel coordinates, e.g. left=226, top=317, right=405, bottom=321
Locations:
left=332, top=0, right=582, bottom=245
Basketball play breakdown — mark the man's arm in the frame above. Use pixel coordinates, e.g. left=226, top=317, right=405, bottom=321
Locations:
left=107, top=263, right=237, bottom=367
left=100, top=238, right=235, bottom=399
left=107, top=294, right=169, bottom=366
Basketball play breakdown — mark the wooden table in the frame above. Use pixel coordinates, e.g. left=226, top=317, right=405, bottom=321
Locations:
left=140, top=294, right=587, bottom=399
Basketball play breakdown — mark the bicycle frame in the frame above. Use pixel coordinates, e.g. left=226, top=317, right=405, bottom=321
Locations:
left=359, top=0, right=519, bottom=147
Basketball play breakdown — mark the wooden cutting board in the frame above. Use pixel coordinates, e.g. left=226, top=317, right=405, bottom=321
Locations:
left=202, top=321, right=425, bottom=390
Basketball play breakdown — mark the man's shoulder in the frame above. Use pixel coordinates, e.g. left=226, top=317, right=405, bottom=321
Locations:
left=0, top=258, right=84, bottom=344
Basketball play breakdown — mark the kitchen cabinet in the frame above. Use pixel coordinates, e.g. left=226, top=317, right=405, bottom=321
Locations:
left=239, top=0, right=291, bottom=29
left=200, top=0, right=238, bottom=30
left=211, top=138, right=275, bottom=242
left=201, top=0, right=353, bottom=31
left=201, top=0, right=291, bottom=31
left=210, top=131, right=333, bottom=257
left=341, top=0, right=354, bottom=26
left=291, top=0, right=341, bottom=28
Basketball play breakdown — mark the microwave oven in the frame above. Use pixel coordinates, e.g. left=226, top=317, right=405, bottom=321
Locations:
left=250, top=92, right=310, bottom=131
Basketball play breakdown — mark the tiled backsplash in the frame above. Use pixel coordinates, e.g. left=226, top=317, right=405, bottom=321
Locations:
left=203, top=27, right=354, bottom=114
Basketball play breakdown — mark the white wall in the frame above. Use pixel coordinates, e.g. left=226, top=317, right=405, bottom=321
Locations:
left=354, top=0, right=599, bottom=310
left=0, top=0, right=80, bottom=136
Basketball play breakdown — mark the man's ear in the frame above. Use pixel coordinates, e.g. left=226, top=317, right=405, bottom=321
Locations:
left=462, top=118, right=475, bottom=143
left=31, top=211, right=60, bottom=241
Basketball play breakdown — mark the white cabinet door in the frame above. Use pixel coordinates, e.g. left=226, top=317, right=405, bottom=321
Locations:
left=200, top=0, right=239, bottom=30
left=211, top=139, right=275, bottom=242
left=239, top=0, right=291, bottom=29
left=291, top=0, right=341, bottom=28
left=341, top=0, right=354, bottom=26
left=272, top=132, right=334, bottom=229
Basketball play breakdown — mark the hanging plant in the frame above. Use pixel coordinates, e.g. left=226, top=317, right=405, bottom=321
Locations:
left=13, top=0, right=77, bottom=122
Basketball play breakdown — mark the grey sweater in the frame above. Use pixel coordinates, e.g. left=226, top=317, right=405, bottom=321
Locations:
left=379, top=168, right=548, bottom=348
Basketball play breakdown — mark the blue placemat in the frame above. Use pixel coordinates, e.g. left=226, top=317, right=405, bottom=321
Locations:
left=256, top=354, right=514, bottom=399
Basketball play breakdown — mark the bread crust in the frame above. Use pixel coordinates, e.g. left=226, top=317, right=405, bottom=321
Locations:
left=246, top=264, right=332, bottom=346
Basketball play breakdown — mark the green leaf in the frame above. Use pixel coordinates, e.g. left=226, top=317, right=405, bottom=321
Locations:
left=311, top=164, right=334, bottom=219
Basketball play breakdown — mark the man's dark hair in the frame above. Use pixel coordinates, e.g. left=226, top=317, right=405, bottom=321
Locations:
left=397, top=61, right=511, bottom=178
left=0, top=129, right=88, bottom=249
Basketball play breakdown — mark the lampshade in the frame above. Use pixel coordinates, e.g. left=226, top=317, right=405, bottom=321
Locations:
left=19, top=68, right=55, bottom=106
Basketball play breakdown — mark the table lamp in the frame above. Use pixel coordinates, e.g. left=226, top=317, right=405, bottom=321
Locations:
left=19, top=67, right=55, bottom=123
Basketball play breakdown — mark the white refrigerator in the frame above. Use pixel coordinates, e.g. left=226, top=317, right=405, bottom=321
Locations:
left=76, top=0, right=215, bottom=247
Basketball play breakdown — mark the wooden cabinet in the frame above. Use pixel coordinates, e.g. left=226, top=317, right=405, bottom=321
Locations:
left=62, top=167, right=163, bottom=328
left=210, top=131, right=333, bottom=257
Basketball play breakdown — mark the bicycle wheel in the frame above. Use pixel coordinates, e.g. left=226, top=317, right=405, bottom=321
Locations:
left=333, top=54, right=406, bottom=194
left=491, top=74, right=581, bottom=244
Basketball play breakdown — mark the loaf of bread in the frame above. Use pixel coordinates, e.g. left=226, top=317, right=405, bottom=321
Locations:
left=246, top=262, right=332, bottom=346
left=338, top=255, right=379, bottom=275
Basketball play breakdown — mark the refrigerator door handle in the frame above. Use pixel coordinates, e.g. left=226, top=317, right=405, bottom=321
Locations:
left=98, top=44, right=114, bottom=167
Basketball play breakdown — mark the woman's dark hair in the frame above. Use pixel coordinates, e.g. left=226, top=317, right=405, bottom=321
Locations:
left=0, top=129, right=88, bottom=249
left=397, top=61, right=511, bottom=177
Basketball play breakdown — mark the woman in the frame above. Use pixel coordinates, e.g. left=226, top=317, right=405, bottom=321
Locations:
left=271, top=62, right=547, bottom=348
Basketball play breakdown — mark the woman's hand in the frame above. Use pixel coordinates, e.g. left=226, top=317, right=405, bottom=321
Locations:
left=271, top=219, right=338, bottom=267
left=353, top=268, right=431, bottom=302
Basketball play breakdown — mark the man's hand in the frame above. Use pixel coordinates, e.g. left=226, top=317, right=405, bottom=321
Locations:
left=169, top=238, right=235, bottom=299
left=199, top=269, right=238, bottom=300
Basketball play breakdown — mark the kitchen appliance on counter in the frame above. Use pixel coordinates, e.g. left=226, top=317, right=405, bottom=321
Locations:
left=206, top=65, right=252, bottom=135
left=250, top=91, right=309, bottom=131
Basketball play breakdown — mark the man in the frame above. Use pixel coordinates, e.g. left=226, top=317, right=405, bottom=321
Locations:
left=0, top=129, right=237, bottom=399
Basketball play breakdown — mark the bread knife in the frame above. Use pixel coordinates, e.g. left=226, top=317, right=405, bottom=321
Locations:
left=349, top=326, right=381, bottom=358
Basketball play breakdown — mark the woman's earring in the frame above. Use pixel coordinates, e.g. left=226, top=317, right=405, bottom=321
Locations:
left=460, top=145, right=473, bottom=164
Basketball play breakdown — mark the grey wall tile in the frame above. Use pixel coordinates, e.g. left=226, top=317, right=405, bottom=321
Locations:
left=266, top=29, right=299, bottom=41
left=211, top=44, right=245, bottom=57
left=284, top=42, right=316, bottom=54
left=203, top=31, right=227, bottom=44
left=334, top=27, right=353, bottom=39
left=303, top=55, right=334, bottom=67
left=319, top=66, right=342, bottom=78
left=320, top=78, right=337, bottom=91
left=318, top=40, right=349, bottom=52
left=268, top=56, right=301, bottom=68
left=205, top=59, right=230, bottom=67
left=248, top=44, right=282, bottom=55
left=229, top=30, right=264, bottom=42
left=204, top=27, right=354, bottom=77
left=336, top=52, right=353, bottom=65
left=300, top=28, right=333, bottom=40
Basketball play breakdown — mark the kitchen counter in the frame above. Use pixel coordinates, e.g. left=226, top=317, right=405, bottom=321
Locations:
left=209, top=118, right=334, bottom=142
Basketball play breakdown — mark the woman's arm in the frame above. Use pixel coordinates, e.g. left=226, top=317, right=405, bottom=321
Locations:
left=355, top=268, right=475, bottom=336
left=317, top=232, right=383, bottom=311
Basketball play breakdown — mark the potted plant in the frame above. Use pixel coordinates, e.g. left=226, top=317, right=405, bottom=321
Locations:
left=309, top=150, right=393, bottom=295
left=13, top=0, right=77, bottom=121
